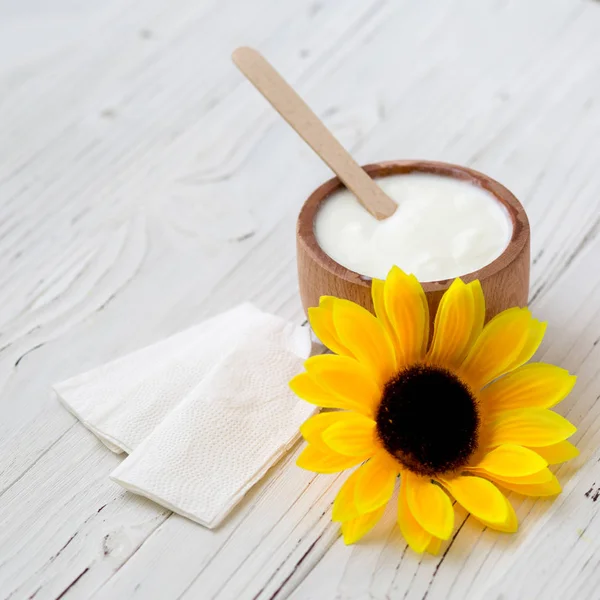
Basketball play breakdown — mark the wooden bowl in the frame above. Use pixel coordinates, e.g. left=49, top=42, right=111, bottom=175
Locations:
left=296, top=160, right=530, bottom=323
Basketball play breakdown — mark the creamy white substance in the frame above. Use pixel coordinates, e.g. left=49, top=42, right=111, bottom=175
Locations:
left=314, top=173, right=512, bottom=282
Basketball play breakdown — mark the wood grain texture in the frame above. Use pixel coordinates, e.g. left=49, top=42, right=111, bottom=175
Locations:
left=0, top=0, right=599, bottom=599
left=297, top=160, right=530, bottom=322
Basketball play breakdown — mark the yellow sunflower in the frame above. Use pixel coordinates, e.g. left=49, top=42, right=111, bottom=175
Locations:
left=290, top=266, right=578, bottom=554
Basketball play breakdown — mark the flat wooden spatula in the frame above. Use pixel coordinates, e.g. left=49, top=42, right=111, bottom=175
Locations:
left=232, top=47, right=397, bottom=221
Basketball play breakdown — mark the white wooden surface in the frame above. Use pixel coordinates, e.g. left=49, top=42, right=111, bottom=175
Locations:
left=1, top=0, right=600, bottom=598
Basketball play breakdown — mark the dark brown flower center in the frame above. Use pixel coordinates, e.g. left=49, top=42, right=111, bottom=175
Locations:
left=375, top=364, right=479, bottom=477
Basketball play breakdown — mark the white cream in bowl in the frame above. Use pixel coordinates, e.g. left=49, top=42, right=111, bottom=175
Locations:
left=314, top=173, right=513, bottom=282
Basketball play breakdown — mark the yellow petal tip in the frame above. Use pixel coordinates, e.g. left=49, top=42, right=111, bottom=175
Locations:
left=295, top=457, right=309, bottom=471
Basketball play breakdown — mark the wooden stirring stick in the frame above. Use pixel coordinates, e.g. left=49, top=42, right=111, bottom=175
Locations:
left=232, top=47, right=397, bottom=220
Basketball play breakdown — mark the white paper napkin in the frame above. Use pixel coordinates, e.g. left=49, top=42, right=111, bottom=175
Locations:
left=111, top=334, right=315, bottom=528
left=54, top=303, right=309, bottom=453
left=54, top=304, right=314, bottom=527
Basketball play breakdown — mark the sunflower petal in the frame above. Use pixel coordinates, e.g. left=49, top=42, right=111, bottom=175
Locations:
left=308, top=297, right=353, bottom=357
left=303, top=355, right=382, bottom=416
left=354, top=450, right=399, bottom=514
left=341, top=505, right=387, bottom=544
left=397, top=478, right=432, bottom=553
left=332, top=298, right=397, bottom=384
left=472, top=444, right=548, bottom=477
left=383, top=266, right=429, bottom=367
left=289, top=373, right=342, bottom=409
left=505, top=319, right=547, bottom=373
left=300, top=412, right=364, bottom=452
left=527, top=441, right=579, bottom=464
left=404, top=472, right=454, bottom=540
left=296, top=444, right=365, bottom=474
left=482, top=363, right=576, bottom=414
left=428, top=278, right=480, bottom=369
left=440, top=475, right=509, bottom=524
left=486, top=408, right=577, bottom=448
left=417, top=281, right=431, bottom=356
left=332, top=469, right=362, bottom=522
left=466, top=280, right=485, bottom=350
left=460, top=308, right=533, bottom=389
left=493, top=474, right=562, bottom=496
left=322, top=414, right=378, bottom=457
left=487, top=467, right=554, bottom=485
left=425, top=536, right=443, bottom=555
left=476, top=495, right=518, bottom=533
left=372, top=278, right=396, bottom=348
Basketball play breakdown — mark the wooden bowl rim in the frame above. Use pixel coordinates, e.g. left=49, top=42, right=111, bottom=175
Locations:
left=296, top=159, right=530, bottom=293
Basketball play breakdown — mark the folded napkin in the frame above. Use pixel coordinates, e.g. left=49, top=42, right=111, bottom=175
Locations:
left=111, top=335, right=313, bottom=527
left=54, top=303, right=314, bottom=527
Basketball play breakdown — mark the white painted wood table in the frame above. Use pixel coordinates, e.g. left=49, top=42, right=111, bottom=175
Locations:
left=1, top=0, right=600, bottom=598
